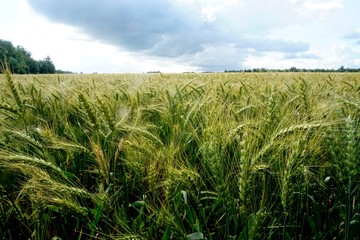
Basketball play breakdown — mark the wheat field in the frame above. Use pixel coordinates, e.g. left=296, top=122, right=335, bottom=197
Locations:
left=0, top=71, right=359, bottom=239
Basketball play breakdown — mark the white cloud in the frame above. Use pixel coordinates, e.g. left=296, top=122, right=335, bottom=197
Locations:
left=243, top=42, right=359, bottom=70
left=303, top=0, right=343, bottom=11
left=200, top=0, right=239, bottom=22
left=185, top=44, right=244, bottom=71
left=287, top=0, right=344, bottom=19
left=201, top=5, right=222, bottom=22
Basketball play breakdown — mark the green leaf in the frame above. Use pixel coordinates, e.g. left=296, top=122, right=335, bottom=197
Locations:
left=186, top=232, right=204, bottom=240
left=350, top=220, right=360, bottom=226
left=182, top=190, right=188, bottom=204
left=63, top=171, right=77, bottom=179
left=131, top=200, right=146, bottom=208
left=162, top=225, right=171, bottom=240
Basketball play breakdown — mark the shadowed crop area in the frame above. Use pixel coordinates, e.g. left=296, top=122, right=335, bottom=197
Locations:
left=0, top=72, right=359, bottom=239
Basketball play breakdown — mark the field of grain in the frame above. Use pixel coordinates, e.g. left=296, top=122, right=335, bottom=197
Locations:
left=0, top=71, right=359, bottom=239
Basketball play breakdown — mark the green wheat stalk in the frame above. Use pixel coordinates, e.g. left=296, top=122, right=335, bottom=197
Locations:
left=4, top=69, right=24, bottom=113
left=78, top=93, right=98, bottom=128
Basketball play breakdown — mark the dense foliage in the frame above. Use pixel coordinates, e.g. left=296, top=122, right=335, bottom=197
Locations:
left=0, top=72, right=359, bottom=239
left=0, top=39, right=56, bottom=74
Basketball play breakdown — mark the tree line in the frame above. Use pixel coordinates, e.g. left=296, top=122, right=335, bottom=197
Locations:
left=0, top=39, right=56, bottom=74
left=226, top=66, right=360, bottom=73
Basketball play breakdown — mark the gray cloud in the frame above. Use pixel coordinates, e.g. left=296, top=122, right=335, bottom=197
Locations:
left=28, top=0, right=195, bottom=51
left=27, top=0, right=310, bottom=70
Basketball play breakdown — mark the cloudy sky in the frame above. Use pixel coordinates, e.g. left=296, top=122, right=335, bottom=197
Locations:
left=1, top=0, right=359, bottom=73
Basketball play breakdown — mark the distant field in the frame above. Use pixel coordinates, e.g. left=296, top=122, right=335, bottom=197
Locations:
left=0, top=72, right=359, bottom=239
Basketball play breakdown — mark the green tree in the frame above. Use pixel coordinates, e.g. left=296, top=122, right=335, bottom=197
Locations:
left=8, top=57, right=19, bottom=72
left=0, top=39, right=57, bottom=74
left=338, top=65, right=345, bottom=72
left=39, top=56, right=56, bottom=74
left=289, top=67, right=298, bottom=72
left=27, top=58, right=40, bottom=73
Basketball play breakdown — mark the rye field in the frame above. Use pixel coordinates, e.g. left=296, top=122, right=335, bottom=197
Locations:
left=0, top=71, right=359, bottom=239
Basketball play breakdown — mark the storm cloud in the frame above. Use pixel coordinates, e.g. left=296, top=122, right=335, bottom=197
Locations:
left=27, top=0, right=311, bottom=71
